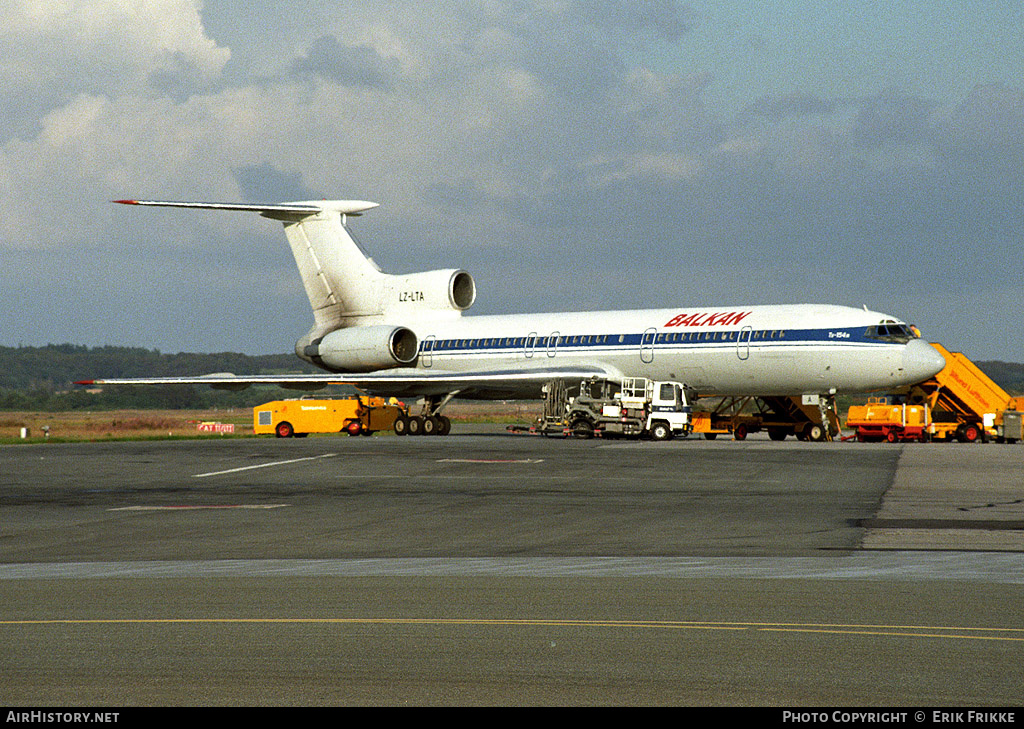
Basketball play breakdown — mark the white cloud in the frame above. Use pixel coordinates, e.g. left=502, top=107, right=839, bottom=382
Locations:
left=0, top=1, right=1022, bottom=358
left=0, top=0, right=229, bottom=97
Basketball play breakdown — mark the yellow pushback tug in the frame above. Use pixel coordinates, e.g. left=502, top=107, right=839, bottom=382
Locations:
left=254, top=395, right=408, bottom=438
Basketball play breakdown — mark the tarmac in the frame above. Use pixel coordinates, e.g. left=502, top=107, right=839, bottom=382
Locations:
left=1, top=428, right=1022, bottom=706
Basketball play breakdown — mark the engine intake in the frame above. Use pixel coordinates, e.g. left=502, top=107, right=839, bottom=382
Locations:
left=308, top=325, right=419, bottom=372
left=449, top=270, right=476, bottom=310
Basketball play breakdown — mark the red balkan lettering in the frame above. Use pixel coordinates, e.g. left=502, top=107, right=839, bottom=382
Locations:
left=663, top=311, right=753, bottom=327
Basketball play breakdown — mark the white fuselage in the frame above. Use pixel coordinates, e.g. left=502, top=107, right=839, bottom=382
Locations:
left=327, top=303, right=946, bottom=398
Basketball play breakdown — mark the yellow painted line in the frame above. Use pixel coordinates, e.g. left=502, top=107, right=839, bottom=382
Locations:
left=435, top=458, right=544, bottom=463
left=1, top=617, right=1021, bottom=642
left=108, top=504, right=289, bottom=511
left=752, top=626, right=1024, bottom=642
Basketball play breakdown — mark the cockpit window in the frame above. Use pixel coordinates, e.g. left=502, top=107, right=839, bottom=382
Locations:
left=865, top=322, right=917, bottom=343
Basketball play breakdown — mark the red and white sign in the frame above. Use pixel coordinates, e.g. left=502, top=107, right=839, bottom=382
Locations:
left=197, top=422, right=235, bottom=434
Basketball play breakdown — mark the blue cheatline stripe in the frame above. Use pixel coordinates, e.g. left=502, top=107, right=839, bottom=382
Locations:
left=419, top=327, right=891, bottom=355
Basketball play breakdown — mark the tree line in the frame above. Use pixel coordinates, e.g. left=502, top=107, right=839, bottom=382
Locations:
left=0, top=344, right=320, bottom=411
left=1, top=343, right=1021, bottom=412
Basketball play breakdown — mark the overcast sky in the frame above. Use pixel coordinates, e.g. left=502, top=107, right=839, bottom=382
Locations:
left=2, top=0, right=1023, bottom=361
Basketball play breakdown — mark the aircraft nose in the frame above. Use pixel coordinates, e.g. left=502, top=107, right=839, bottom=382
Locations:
left=902, top=339, right=946, bottom=383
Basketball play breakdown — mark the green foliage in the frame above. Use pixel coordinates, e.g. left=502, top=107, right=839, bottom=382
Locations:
left=975, top=361, right=1024, bottom=395
left=0, top=344, right=320, bottom=411
left=3, top=344, right=1021, bottom=411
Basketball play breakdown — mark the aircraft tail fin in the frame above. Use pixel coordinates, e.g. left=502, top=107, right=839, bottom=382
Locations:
left=116, top=199, right=387, bottom=335
left=116, top=199, right=476, bottom=362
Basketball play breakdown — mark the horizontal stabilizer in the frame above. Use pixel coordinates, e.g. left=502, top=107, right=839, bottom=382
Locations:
left=114, top=199, right=379, bottom=218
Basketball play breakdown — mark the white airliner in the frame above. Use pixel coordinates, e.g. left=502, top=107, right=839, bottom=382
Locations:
left=80, top=198, right=946, bottom=420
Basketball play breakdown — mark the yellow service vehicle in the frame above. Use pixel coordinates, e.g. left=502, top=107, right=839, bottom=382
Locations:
left=844, top=397, right=932, bottom=442
left=690, top=395, right=841, bottom=441
left=254, top=395, right=408, bottom=438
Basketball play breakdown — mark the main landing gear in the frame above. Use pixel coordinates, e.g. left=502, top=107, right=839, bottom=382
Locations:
left=393, top=394, right=456, bottom=436
left=394, top=413, right=452, bottom=436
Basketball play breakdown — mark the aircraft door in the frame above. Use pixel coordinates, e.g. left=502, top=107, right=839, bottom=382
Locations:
left=547, top=331, right=560, bottom=358
left=640, top=327, right=657, bottom=363
left=737, top=326, right=752, bottom=361
left=524, top=332, right=537, bottom=359
left=420, top=335, right=436, bottom=368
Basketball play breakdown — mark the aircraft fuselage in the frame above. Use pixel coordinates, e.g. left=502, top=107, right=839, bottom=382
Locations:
left=304, top=304, right=945, bottom=399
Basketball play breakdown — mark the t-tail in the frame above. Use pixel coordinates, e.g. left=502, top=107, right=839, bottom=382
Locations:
left=115, top=199, right=476, bottom=372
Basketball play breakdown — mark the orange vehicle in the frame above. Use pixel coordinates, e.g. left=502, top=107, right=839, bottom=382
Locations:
left=254, top=395, right=407, bottom=437
left=844, top=397, right=932, bottom=442
left=691, top=395, right=841, bottom=441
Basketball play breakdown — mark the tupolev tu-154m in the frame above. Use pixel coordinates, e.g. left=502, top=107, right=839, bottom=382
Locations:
left=78, top=198, right=946, bottom=434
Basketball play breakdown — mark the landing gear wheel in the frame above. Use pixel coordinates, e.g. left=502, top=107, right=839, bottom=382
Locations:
left=407, top=416, right=424, bottom=435
left=393, top=415, right=409, bottom=436
left=436, top=415, right=452, bottom=436
left=422, top=416, right=439, bottom=435
left=275, top=421, right=294, bottom=438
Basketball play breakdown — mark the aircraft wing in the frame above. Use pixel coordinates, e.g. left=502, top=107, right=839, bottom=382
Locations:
left=76, top=365, right=617, bottom=400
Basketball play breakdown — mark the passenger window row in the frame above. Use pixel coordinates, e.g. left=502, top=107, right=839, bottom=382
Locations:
left=424, top=330, right=790, bottom=351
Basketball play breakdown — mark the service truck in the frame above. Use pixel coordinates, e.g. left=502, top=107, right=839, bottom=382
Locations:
left=254, top=395, right=408, bottom=438
left=531, top=377, right=695, bottom=440
left=690, top=394, right=840, bottom=441
left=844, top=396, right=933, bottom=442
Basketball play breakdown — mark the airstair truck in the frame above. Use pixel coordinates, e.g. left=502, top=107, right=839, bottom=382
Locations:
left=845, top=343, right=1024, bottom=443
left=906, top=344, right=1023, bottom=443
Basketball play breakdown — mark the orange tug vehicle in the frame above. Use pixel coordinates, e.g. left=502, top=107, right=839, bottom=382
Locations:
left=254, top=395, right=412, bottom=438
